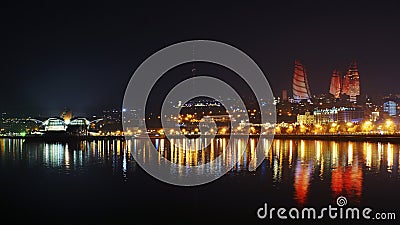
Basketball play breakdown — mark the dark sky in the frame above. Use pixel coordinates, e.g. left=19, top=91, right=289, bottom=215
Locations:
left=1, top=1, right=400, bottom=116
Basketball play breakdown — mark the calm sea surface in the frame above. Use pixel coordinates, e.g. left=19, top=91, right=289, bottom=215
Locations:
left=0, top=138, right=399, bottom=224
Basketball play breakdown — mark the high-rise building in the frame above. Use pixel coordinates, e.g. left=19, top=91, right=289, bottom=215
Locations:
left=383, top=101, right=397, bottom=116
left=292, top=60, right=312, bottom=103
left=342, top=62, right=360, bottom=103
left=329, top=69, right=341, bottom=99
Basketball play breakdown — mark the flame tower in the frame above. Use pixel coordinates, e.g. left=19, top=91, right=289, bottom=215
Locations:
left=342, top=61, right=360, bottom=102
left=292, top=60, right=312, bottom=103
left=329, top=69, right=341, bottom=99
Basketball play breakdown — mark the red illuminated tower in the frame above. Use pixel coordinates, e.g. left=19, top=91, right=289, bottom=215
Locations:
left=329, top=69, right=341, bottom=99
left=341, top=62, right=360, bottom=103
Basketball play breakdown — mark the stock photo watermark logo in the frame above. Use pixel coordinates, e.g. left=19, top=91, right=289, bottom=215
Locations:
left=257, top=196, right=396, bottom=220
left=122, top=40, right=276, bottom=186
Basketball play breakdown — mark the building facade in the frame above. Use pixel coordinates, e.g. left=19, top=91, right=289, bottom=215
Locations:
left=383, top=101, right=397, bottom=116
left=314, top=107, right=364, bottom=124
left=297, top=112, right=315, bottom=125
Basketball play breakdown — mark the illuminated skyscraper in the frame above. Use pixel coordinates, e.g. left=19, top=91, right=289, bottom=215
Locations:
left=342, top=62, right=360, bottom=102
left=384, top=101, right=397, bottom=116
left=292, top=60, right=312, bottom=103
left=329, top=69, right=341, bottom=99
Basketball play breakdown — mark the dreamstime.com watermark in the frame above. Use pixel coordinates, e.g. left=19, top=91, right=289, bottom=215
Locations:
left=257, top=196, right=396, bottom=220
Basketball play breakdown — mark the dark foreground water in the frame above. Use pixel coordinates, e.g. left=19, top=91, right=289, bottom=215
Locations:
left=0, top=138, right=399, bottom=224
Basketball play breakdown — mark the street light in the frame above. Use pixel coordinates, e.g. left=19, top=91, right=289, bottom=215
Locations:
left=385, top=119, right=394, bottom=134
left=362, top=121, right=373, bottom=133
left=250, top=126, right=256, bottom=134
left=385, top=119, right=393, bottom=128
left=221, top=127, right=227, bottom=134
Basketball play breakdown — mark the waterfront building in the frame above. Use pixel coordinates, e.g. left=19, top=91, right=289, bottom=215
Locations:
left=383, top=101, right=397, bottom=116
left=67, top=118, right=90, bottom=135
left=41, top=118, right=66, bottom=132
left=297, top=112, right=315, bottom=125
left=314, top=107, right=364, bottom=124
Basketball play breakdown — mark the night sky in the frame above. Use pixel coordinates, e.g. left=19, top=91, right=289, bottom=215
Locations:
left=1, top=1, right=400, bottom=115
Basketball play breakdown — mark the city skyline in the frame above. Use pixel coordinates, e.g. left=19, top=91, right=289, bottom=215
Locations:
left=2, top=2, right=400, bottom=114
left=1, top=58, right=398, bottom=117
left=2, top=2, right=400, bottom=224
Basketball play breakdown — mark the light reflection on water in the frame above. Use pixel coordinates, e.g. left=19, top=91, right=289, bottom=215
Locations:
left=0, top=138, right=399, bottom=205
